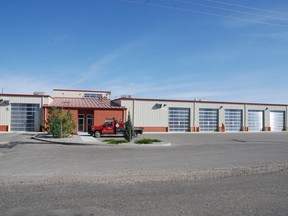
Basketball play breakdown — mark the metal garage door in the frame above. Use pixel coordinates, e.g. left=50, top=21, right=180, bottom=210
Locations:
left=10, top=103, right=40, bottom=131
left=169, top=107, right=190, bottom=132
left=270, top=111, right=285, bottom=131
left=199, top=108, right=218, bottom=132
left=248, top=110, right=263, bottom=132
left=225, top=109, right=242, bottom=132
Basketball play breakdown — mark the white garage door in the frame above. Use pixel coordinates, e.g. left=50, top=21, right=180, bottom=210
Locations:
left=10, top=103, right=40, bottom=132
left=248, top=110, right=263, bottom=132
left=270, top=111, right=285, bottom=132
left=225, top=109, right=242, bottom=132
left=169, top=107, right=190, bottom=132
left=199, top=108, right=218, bottom=132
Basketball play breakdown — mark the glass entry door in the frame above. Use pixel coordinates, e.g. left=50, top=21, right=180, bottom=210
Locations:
left=86, top=114, right=93, bottom=132
left=78, top=114, right=84, bottom=132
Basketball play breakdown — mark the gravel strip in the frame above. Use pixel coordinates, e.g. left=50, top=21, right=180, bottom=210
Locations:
left=1, top=163, right=287, bottom=186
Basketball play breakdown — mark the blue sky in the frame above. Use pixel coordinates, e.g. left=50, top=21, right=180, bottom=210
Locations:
left=1, top=0, right=288, bottom=103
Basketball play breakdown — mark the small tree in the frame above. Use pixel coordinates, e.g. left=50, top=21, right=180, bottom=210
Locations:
left=46, top=107, right=76, bottom=138
left=124, top=112, right=134, bottom=142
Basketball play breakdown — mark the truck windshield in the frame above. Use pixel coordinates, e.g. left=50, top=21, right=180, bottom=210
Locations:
left=105, top=122, right=112, bottom=127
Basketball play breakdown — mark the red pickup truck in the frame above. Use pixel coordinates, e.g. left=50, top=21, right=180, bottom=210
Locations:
left=89, top=120, right=143, bottom=138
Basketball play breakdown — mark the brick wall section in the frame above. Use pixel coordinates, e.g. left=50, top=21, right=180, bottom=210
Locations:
left=0, top=125, right=8, bottom=131
left=43, top=108, right=79, bottom=134
left=69, top=109, right=78, bottom=134
left=191, top=127, right=200, bottom=132
left=242, top=127, right=249, bottom=131
left=78, top=110, right=94, bottom=116
left=263, top=127, right=271, bottom=131
left=94, top=110, right=125, bottom=125
left=43, top=108, right=125, bottom=133
left=142, top=127, right=168, bottom=132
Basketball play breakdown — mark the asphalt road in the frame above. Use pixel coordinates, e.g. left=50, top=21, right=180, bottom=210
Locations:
left=0, top=132, right=288, bottom=215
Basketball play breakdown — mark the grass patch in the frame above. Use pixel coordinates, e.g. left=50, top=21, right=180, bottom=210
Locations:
left=134, top=138, right=162, bottom=144
left=103, top=139, right=128, bottom=144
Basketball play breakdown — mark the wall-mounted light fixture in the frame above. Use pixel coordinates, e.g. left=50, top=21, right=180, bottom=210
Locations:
left=219, top=106, right=223, bottom=109
left=265, top=107, right=269, bottom=110
left=153, top=103, right=167, bottom=109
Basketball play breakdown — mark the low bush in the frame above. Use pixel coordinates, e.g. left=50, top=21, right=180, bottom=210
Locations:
left=103, top=139, right=128, bottom=144
left=134, top=138, right=162, bottom=144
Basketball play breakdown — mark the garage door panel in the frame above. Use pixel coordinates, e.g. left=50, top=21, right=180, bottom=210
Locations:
left=169, top=108, right=190, bottom=132
left=199, top=109, right=218, bottom=132
left=11, top=103, right=40, bottom=132
left=248, top=110, right=263, bottom=132
left=270, top=111, right=285, bottom=132
left=225, top=109, right=242, bottom=132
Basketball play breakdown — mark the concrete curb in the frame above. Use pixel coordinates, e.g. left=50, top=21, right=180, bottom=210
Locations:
left=32, top=134, right=104, bottom=146
left=32, top=134, right=171, bottom=147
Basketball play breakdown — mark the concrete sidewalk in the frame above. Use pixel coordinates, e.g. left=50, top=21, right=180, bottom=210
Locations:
left=32, top=132, right=171, bottom=147
left=32, top=132, right=104, bottom=146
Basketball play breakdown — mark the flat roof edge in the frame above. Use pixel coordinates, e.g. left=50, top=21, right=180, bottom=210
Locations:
left=0, top=93, right=51, bottom=98
left=113, top=97, right=288, bottom=107
left=53, top=89, right=111, bottom=93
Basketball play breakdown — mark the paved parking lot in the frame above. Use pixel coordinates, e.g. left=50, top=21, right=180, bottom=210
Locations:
left=1, top=132, right=288, bottom=181
left=0, top=132, right=288, bottom=215
left=0, top=133, right=288, bottom=181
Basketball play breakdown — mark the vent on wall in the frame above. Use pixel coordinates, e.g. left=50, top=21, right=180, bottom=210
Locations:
left=0, top=100, right=9, bottom=106
left=121, top=95, right=132, bottom=98
left=33, top=92, right=45, bottom=95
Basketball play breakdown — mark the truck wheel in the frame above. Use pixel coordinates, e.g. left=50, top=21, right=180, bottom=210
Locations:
left=94, top=131, right=101, bottom=138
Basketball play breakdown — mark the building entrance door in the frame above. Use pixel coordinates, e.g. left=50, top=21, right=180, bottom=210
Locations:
left=86, top=114, right=93, bottom=132
left=78, top=114, right=85, bottom=132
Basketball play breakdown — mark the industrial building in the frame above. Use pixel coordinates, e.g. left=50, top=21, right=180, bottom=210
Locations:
left=0, top=93, right=52, bottom=132
left=113, top=98, right=288, bottom=132
left=1, top=89, right=288, bottom=133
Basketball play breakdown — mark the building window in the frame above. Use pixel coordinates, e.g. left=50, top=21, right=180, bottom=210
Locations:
left=84, top=93, right=102, bottom=98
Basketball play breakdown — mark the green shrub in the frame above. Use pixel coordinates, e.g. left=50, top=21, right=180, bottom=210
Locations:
left=46, top=107, right=76, bottom=138
left=103, top=139, right=128, bottom=144
left=134, top=138, right=162, bottom=144
left=124, top=112, right=134, bottom=142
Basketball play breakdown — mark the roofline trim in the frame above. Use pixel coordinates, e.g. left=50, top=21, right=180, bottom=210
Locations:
left=43, top=105, right=126, bottom=110
left=0, top=93, right=52, bottom=98
left=113, top=97, right=288, bottom=107
left=53, top=89, right=111, bottom=94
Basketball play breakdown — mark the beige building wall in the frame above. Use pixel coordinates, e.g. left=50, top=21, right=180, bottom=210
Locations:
left=116, top=98, right=288, bottom=133
left=0, top=94, right=51, bottom=131
left=53, top=89, right=111, bottom=99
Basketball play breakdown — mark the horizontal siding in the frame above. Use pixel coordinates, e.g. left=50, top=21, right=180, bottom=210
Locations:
left=0, top=95, right=48, bottom=130
left=1, top=95, right=47, bottom=107
left=134, top=101, right=168, bottom=127
left=53, top=90, right=110, bottom=98
left=119, top=99, right=288, bottom=132
left=0, top=107, right=10, bottom=125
